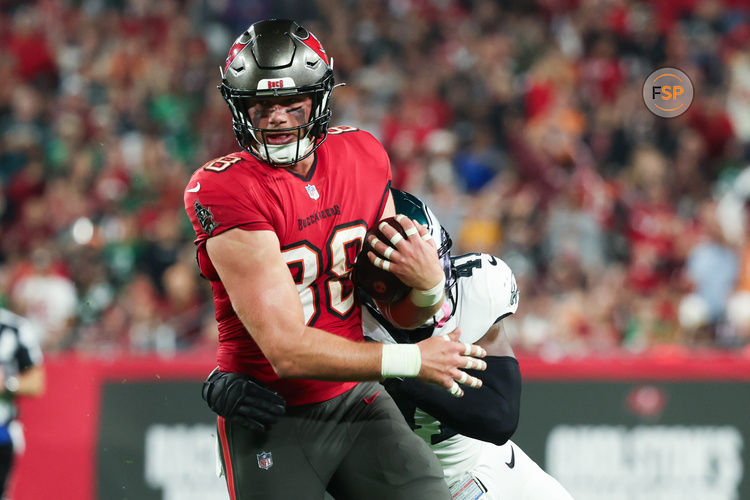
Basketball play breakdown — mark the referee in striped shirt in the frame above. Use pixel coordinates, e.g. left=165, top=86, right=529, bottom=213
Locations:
left=0, top=308, right=45, bottom=496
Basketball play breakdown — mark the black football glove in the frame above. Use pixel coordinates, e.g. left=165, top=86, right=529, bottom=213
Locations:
left=202, top=368, right=286, bottom=432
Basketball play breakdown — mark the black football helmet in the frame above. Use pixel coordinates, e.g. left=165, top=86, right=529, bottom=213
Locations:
left=391, top=189, right=453, bottom=286
left=219, top=19, right=335, bottom=165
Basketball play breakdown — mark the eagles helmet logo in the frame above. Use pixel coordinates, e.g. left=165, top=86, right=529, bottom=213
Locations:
left=194, top=200, right=218, bottom=236
left=509, top=276, right=519, bottom=307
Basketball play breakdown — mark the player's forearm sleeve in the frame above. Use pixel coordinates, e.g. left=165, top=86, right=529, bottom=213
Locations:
left=395, top=356, right=521, bottom=446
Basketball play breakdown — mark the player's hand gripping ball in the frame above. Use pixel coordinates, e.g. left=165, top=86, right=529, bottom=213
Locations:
left=353, top=217, right=412, bottom=303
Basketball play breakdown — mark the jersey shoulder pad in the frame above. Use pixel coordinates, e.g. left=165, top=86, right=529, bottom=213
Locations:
left=184, top=152, right=271, bottom=239
left=324, top=128, right=391, bottom=182
left=327, top=127, right=383, bottom=151
left=198, top=153, right=247, bottom=173
left=481, top=254, right=519, bottom=319
left=452, top=253, right=518, bottom=321
left=327, top=125, right=360, bottom=135
left=186, top=153, right=243, bottom=192
left=186, top=152, right=266, bottom=197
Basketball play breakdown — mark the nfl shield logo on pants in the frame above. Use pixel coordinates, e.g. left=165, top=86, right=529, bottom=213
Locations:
left=257, top=451, right=273, bottom=470
left=305, top=184, right=320, bottom=200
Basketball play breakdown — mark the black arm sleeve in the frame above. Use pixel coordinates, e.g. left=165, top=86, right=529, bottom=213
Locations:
left=384, top=356, right=521, bottom=446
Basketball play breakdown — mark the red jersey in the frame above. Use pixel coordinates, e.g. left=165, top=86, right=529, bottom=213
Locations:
left=184, top=128, right=392, bottom=405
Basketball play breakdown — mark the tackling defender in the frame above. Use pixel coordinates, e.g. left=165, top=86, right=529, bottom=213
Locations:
left=363, top=190, right=574, bottom=499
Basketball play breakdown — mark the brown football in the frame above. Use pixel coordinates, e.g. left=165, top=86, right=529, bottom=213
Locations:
left=353, top=217, right=412, bottom=303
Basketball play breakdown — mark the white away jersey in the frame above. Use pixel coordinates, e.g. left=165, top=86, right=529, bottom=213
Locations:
left=431, top=253, right=518, bottom=344
left=363, top=252, right=519, bottom=482
left=364, top=252, right=518, bottom=345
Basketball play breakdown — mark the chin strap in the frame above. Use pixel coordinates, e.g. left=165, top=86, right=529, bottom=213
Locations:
left=258, top=136, right=313, bottom=164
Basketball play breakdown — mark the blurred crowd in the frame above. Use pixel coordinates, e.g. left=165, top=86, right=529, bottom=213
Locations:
left=2, top=0, right=750, bottom=358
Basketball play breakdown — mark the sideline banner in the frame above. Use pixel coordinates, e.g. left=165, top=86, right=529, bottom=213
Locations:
left=12, top=353, right=217, bottom=500
left=513, top=354, right=750, bottom=500
left=11, top=351, right=750, bottom=500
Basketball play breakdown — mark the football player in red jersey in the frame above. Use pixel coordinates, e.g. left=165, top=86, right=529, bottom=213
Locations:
left=184, top=19, right=487, bottom=500
left=203, top=190, right=576, bottom=500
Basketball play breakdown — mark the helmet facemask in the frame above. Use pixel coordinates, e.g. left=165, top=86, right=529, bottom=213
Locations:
left=390, top=188, right=458, bottom=327
left=220, top=78, right=334, bottom=165
left=218, top=19, right=336, bottom=166
left=436, top=225, right=454, bottom=288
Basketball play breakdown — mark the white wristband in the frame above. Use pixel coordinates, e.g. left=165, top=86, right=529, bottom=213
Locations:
left=409, top=275, right=446, bottom=307
left=381, top=344, right=421, bottom=378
